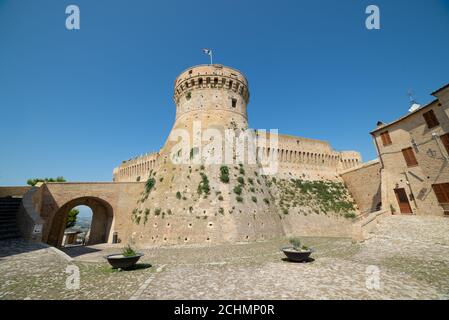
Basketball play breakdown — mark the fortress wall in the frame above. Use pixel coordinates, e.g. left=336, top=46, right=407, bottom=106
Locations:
left=262, top=134, right=361, bottom=181
left=282, top=213, right=353, bottom=238
left=340, top=159, right=382, bottom=214
left=113, top=152, right=160, bottom=182
left=113, top=132, right=362, bottom=183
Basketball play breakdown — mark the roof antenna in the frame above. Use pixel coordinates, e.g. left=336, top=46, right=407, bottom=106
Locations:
left=408, top=89, right=421, bottom=112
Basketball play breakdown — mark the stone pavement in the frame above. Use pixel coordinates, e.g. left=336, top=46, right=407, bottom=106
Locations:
left=0, top=215, right=448, bottom=299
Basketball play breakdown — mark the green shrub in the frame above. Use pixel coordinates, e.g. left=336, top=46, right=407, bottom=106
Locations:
left=197, top=173, right=211, bottom=196
left=344, top=212, right=356, bottom=219
left=289, top=237, right=301, bottom=250
left=145, top=178, right=156, bottom=193
left=122, top=245, right=137, bottom=257
left=239, top=168, right=245, bottom=175
left=218, top=195, right=224, bottom=201
left=220, top=166, right=230, bottom=183
left=252, top=196, right=257, bottom=203
left=233, top=185, right=242, bottom=195
left=176, top=191, right=182, bottom=200
left=237, top=177, right=245, bottom=185
left=155, top=208, right=161, bottom=216
left=248, top=178, right=254, bottom=185
left=218, top=207, right=224, bottom=215
left=236, top=196, right=243, bottom=203
left=263, top=198, right=270, bottom=205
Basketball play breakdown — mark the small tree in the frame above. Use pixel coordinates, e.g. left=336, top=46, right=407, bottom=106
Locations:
left=27, top=176, right=66, bottom=186
left=66, top=208, right=79, bottom=228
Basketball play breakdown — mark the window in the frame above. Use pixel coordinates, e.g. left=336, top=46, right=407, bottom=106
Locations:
left=423, top=110, right=439, bottom=129
left=432, top=183, right=449, bottom=204
left=441, top=133, right=449, bottom=155
left=231, top=98, right=237, bottom=108
left=402, top=147, right=418, bottom=167
left=380, top=131, right=392, bottom=146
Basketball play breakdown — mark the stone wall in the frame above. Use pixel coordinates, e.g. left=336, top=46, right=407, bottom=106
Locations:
left=0, top=186, right=31, bottom=198
left=340, top=159, right=382, bottom=214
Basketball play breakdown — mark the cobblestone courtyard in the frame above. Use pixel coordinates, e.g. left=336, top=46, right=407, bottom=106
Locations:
left=1, top=215, right=448, bottom=300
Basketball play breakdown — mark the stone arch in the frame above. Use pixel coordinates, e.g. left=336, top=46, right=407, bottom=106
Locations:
left=46, top=196, right=114, bottom=248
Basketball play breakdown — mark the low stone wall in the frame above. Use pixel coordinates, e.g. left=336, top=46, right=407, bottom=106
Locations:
left=340, top=159, right=382, bottom=214
left=17, top=186, right=44, bottom=242
left=352, top=208, right=391, bottom=241
left=282, top=214, right=354, bottom=238
left=0, top=186, right=31, bottom=198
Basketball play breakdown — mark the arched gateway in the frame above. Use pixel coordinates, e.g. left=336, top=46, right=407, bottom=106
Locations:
left=46, top=196, right=113, bottom=247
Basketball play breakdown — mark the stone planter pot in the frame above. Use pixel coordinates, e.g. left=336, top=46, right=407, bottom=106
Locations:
left=105, top=253, right=144, bottom=269
left=281, top=247, right=313, bottom=262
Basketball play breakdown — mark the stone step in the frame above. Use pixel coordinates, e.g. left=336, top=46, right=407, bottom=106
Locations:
left=0, top=207, right=19, bottom=212
left=0, top=222, right=18, bottom=229
left=0, top=231, right=21, bottom=240
left=0, top=198, right=21, bottom=202
left=0, top=225, right=20, bottom=233
left=0, top=200, right=21, bottom=203
left=0, top=217, right=17, bottom=223
left=0, top=205, right=19, bottom=209
left=0, top=214, right=16, bottom=220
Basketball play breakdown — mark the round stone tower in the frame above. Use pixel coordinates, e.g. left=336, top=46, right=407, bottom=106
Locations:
left=126, top=64, right=286, bottom=246
left=173, top=64, right=250, bottom=121
left=158, top=64, right=253, bottom=163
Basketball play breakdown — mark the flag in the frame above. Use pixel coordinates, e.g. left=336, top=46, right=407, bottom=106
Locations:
left=202, top=48, right=212, bottom=56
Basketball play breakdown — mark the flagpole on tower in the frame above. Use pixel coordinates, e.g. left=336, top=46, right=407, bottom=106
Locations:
left=202, top=48, right=213, bottom=65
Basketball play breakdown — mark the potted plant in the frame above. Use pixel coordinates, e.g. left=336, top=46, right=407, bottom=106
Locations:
left=281, top=237, right=313, bottom=262
left=105, top=245, right=144, bottom=270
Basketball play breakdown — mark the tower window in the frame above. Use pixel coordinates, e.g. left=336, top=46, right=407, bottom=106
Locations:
left=231, top=98, right=237, bottom=108
left=380, top=131, right=392, bottom=146
left=423, top=110, right=439, bottom=129
left=441, top=133, right=449, bottom=155
left=229, top=80, right=233, bottom=89
left=402, top=147, right=418, bottom=167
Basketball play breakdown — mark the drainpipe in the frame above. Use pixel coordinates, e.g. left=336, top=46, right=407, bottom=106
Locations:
left=432, top=133, right=449, bottom=161
left=370, top=132, right=385, bottom=169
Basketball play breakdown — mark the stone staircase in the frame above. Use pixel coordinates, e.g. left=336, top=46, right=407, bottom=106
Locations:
left=0, top=197, right=22, bottom=240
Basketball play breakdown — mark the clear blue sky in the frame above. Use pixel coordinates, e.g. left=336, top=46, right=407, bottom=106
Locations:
left=1, top=0, right=449, bottom=186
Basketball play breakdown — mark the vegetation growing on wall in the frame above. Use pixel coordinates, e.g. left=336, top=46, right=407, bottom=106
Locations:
left=274, top=178, right=356, bottom=218
left=27, top=176, right=66, bottom=186
left=197, top=172, right=210, bottom=197
left=219, top=166, right=230, bottom=183
left=145, top=177, right=156, bottom=193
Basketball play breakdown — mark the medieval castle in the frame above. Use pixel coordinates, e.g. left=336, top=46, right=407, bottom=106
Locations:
left=2, top=64, right=448, bottom=247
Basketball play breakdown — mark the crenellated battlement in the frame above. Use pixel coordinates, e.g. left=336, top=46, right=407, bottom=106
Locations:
left=173, top=65, right=250, bottom=120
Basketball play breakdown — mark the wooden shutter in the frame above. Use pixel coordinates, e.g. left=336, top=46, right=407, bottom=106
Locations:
left=402, top=147, right=418, bottom=167
left=380, top=131, right=392, bottom=146
left=423, top=110, right=439, bottom=129
left=432, top=183, right=449, bottom=204
left=441, top=134, right=449, bottom=155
